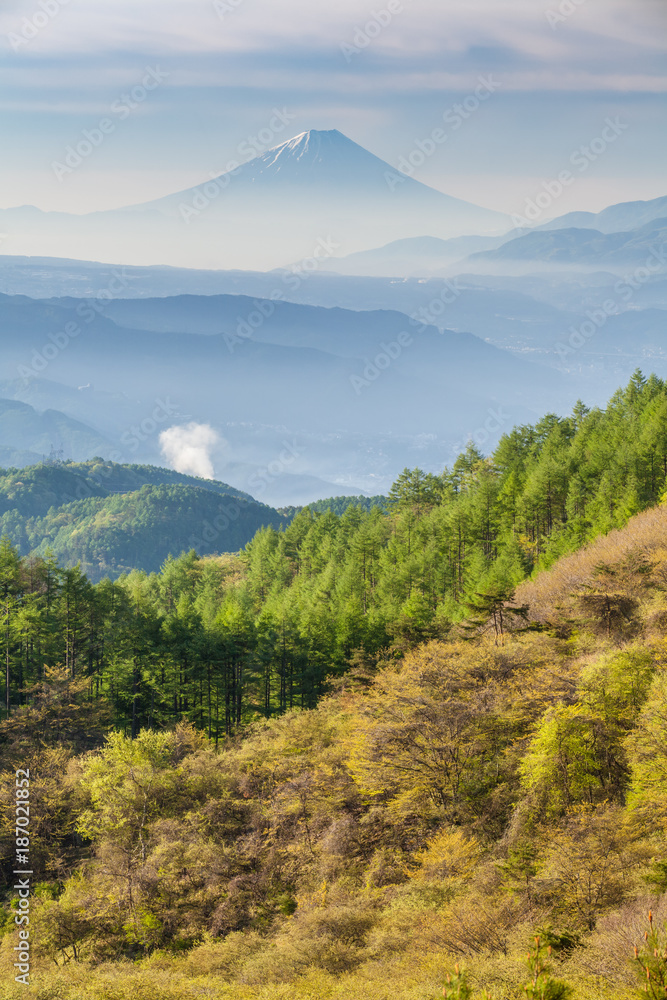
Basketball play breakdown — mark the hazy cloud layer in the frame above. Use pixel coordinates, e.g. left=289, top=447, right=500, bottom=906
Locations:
left=2, top=0, right=665, bottom=91
left=1, top=0, right=665, bottom=64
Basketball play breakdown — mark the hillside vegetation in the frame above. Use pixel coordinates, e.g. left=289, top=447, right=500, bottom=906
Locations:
left=0, top=373, right=666, bottom=997
left=1, top=503, right=667, bottom=997
left=0, top=460, right=282, bottom=580
left=0, top=372, right=665, bottom=727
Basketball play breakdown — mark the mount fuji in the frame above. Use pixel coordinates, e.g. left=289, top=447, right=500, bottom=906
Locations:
left=142, top=129, right=505, bottom=222
left=0, top=129, right=510, bottom=270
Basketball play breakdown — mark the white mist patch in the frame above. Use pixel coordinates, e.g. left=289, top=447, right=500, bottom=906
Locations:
left=159, top=422, right=220, bottom=479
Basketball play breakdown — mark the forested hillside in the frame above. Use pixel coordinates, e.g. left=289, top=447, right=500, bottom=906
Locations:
left=0, top=460, right=283, bottom=579
left=0, top=372, right=664, bottom=727
left=1, top=495, right=667, bottom=997
left=0, top=372, right=666, bottom=998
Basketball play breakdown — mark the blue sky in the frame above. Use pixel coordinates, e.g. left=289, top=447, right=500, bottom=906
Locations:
left=1, top=0, right=665, bottom=215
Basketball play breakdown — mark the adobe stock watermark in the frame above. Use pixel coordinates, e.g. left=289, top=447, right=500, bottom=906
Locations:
left=341, top=0, right=413, bottom=63
left=7, top=0, right=70, bottom=52
left=225, top=236, right=341, bottom=353
left=409, top=278, right=463, bottom=331
left=350, top=279, right=464, bottom=395
left=545, top=0, right=587, bottom=29
left=51, top=67, right=169, bottom=181
left=247, top=440, right=304, bottom=497
left=511, top=117, right=629, bottom=228
left=187, top=440, right=304, bottom=550
left=385, top=76, right=502, bottom=190
left=120, top=398, right=191, bottom=454
left=179, top=108, right=296, bottom=223
left=554, top=241, right=667, bottom=361
left=451, top=406, right=511, bottom=456
left=13, top=767, right=31, bottom=986
left=17, top=269, right=130, bottom=377
left=54, top=401, right=191, bottom=501
left=213, top=0, right=247, bottom=18
left=349, top=332, right=413, bottom=396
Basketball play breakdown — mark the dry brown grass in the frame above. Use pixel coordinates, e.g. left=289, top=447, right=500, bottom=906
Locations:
left=516, top=505, right=667, bottom=633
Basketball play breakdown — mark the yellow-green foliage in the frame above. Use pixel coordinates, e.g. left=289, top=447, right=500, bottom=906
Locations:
left=626, top=673, right=667, bottom=826
left=4, top=509, right=667, bottom=999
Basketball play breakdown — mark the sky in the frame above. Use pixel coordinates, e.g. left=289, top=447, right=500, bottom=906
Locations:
left=1, top=0, right=666, bottom=217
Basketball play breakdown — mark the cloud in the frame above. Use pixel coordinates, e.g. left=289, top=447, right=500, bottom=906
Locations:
left=1, top=0, right=665, bottom=95
left=159, top=422, right=220, bottom=479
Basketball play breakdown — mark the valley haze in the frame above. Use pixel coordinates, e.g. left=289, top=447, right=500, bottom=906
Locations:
left=0, top=126, right=664, bottom=507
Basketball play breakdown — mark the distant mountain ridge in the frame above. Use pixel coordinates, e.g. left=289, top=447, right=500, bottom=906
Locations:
left=0, top=286, right=570, bottom=502
left=468, top=218, right=667, bottom=269
left=542, top=194, right=667, bottom=233
left=0, top=396, right=112, bottom=465
left=0, top=129, right=510, bottom=270
left=322, top=233, right=512, bottom=276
